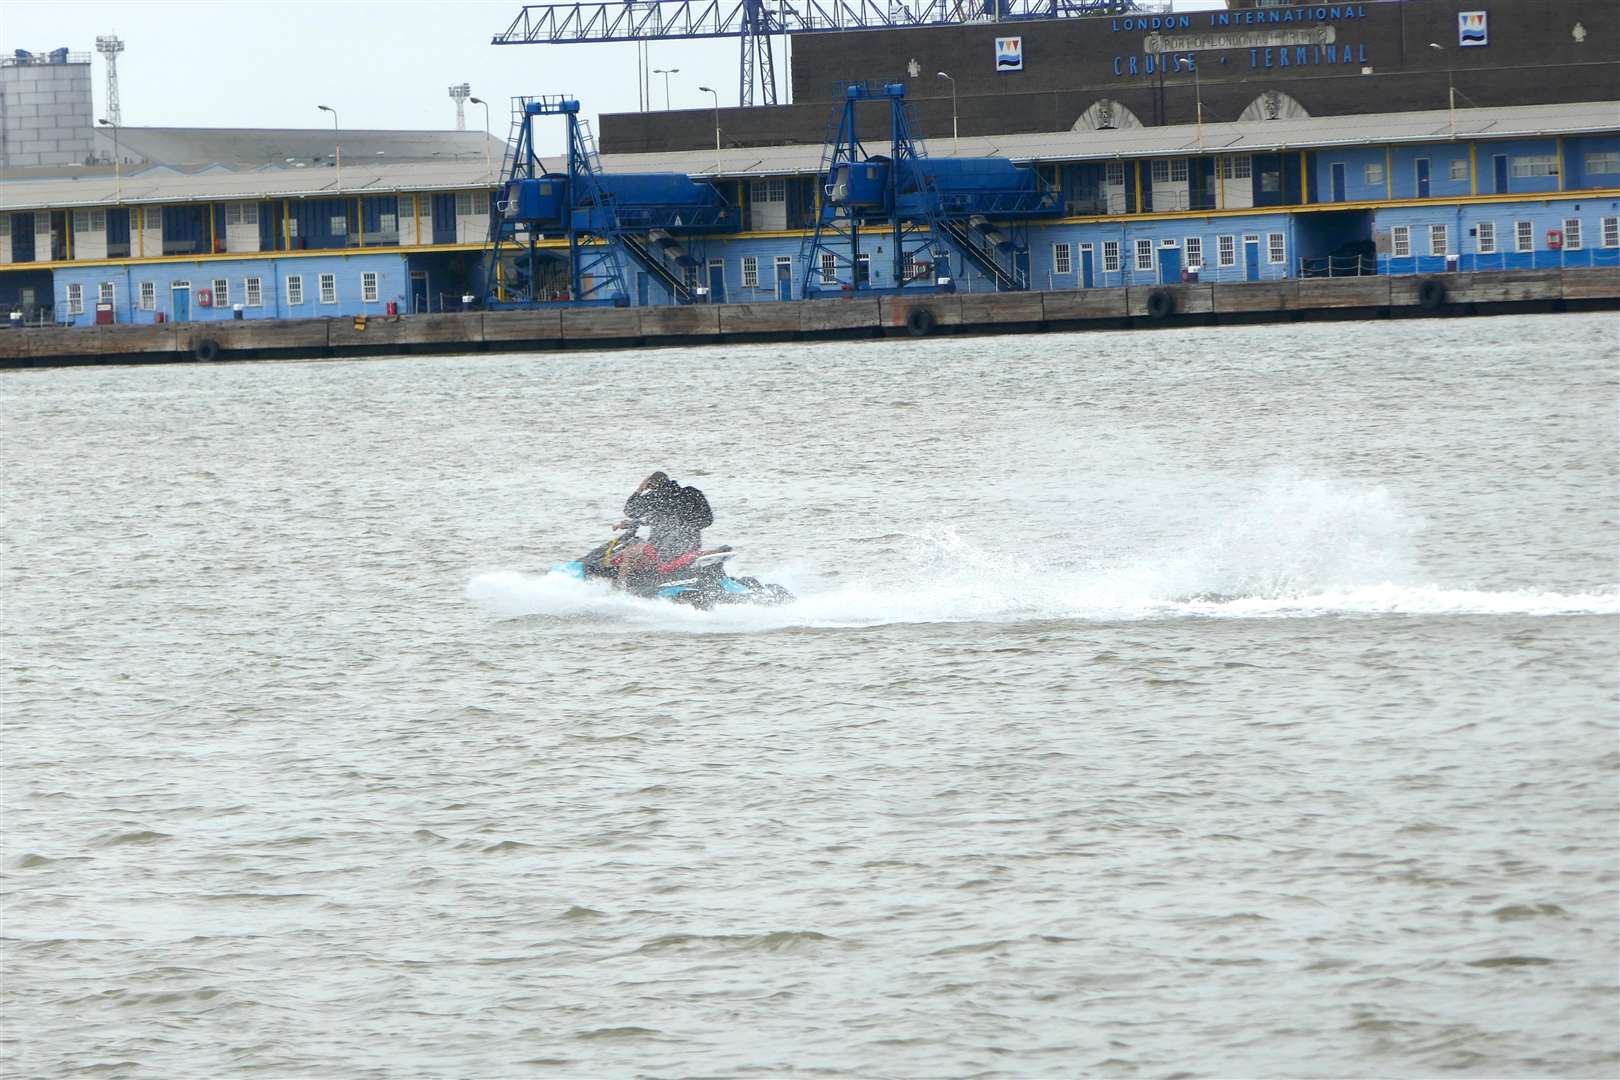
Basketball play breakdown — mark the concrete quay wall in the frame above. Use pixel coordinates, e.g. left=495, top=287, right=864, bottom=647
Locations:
left=2, top=268, right=1615, bottom=368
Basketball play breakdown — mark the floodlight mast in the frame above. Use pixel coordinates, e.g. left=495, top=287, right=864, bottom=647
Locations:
left=95, top=34, right=125, bottom=126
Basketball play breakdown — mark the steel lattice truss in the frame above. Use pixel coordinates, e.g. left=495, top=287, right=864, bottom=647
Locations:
left=493, top=0, right=1138, bottom=104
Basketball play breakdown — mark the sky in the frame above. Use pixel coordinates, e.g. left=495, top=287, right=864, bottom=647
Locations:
left=4, top=0, right=1220, bottom=155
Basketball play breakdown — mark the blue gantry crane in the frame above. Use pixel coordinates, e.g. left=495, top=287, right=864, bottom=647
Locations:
left=483, top=95, right=742, bottom=308
left=492, top=0, right=1140, bottom=107
left=800, top=81, right=1060, bottom=297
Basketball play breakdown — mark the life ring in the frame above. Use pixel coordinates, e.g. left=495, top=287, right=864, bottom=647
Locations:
left=1417, top=279, right=1447, bottom=311
left=905, top=306, right=936, bottom=337
left=1146, top=288, right=1175, bottom=320
left=192, top=338, right=220, bottom=362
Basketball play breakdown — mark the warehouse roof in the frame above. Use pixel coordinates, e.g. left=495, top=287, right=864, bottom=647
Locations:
left=603, top=100, right=1620, bottom=177
left=1, top=100, right=1614, bottom=210
left=90, top=126, right=505, bottom=168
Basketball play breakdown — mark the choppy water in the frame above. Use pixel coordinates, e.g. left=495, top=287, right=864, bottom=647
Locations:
left=3, top=312, right=1617, bottom=1079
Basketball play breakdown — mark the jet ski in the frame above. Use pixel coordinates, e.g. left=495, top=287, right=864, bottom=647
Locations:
left=552, top=525, right=794, bottom=609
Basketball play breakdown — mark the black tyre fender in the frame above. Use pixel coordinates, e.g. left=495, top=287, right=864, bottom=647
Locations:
left=192, top=337, right=220, bottom=363
left=1417, top=278, right=1447, bottom=310
left=1146, top=288, right=1175, bottom=320
left=905, top=306, right=937, bottom=337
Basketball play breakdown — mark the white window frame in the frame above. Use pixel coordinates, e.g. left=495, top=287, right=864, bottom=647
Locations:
left=1217, top=235, right=1235, bottom=267
left=1563, top=218, right=1582, bottom=251
left=819, top=252, right=837, bottom=286
left=361, top=272, right=379, bottom=302
left=741, top=255, right=759, bottom=288
left=378, top=213, right=397, bottom=236
left=1602, top=216, right=1619, bottom=249
left=66, top=283, right=84, bottom=314
left=1448, top=159, right=1467, bottom=182
left=139, top=281, right=156, bottom=310
left=1391, top=225, right=1411, bottom=259
left=1429, top=224, right=1449, bottom=257
left=319, top=273, right=337, bottom=304
left=1170, top=158, right=1188, bottom=183
left=749, top=178, right=787, bottom=204
left=98, top=281, right=115, bottom=306
left=245, top=276, right=263, bottom=307
left=682, top=263, right=700, bottom=289
left=330, top=214, right=348, bottom=238
left=1364, top=162, right=1385, bottom=186
left=1267, top=232, right=1286, bottom=264
left=774, top=254, right=793, bottom=280
left=1105, top=162, right=1125, bottom=187
left=455, top=191, right=476, bottom=217
left=1184, top=236, right=1202, bottom=270
left=1584, top=152, right=1619, bottom=175
left=1052, top=242, right=1071, bottom=275
left=1102, top=240, right=1120, bottom=272
left=222, top=202, right=258, bottom=227
left=287, top=275, right=304, bottom=305
left=1476, top=222, right=1495, bottom=255
left=1134, top=239, right=1153, bottom=272
left=1514, top=221, right=1534, bottom=252
left=1219, top=155, right=1252, bottom=180
left=1150, top=159, right=1169, bottom=183
left=1509, top=155, right=1558, bottom=178
left=144, top=207, right=163, bottom=230
left=212, top=278, right=229, bottom=306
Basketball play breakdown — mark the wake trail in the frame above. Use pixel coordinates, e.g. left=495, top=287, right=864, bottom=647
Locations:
left=466, top=470, right=1618, bottom=630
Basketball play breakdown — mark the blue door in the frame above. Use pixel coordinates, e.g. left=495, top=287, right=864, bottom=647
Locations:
left=1244, top=239, right=1261, bottom=282
left=1011, top=250, right=1030, bottom=290
left=1156, top=246, right=1182, bottom=285
left=1493, top=155, right=1509, bottom=194
left=1416, top=158, right=1430, bottom=198
left=171, top=282, right=191, bottom=322
left=775, top=261, right=792, bottom=301
left=1331, top=163, right=1347, bottom=202
left=1080, top=247, right=1095, bottom=289
left=637, top=272, right=649, bottom=307
left=707, top=262, right=726, bottom=304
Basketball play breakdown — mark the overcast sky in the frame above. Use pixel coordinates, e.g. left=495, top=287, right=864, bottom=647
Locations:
left=6, top=1, right=1219, bottom=156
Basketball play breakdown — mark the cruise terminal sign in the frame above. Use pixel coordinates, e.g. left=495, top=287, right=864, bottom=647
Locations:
left=1110, top=4, right=1372, bottom=77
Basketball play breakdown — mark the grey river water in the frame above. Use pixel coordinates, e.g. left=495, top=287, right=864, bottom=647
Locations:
left=2, top=312, right=1618, bottom=1079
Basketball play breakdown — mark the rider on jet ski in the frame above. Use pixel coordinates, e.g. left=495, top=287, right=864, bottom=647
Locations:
left=612, top=472, right=713, bottom=588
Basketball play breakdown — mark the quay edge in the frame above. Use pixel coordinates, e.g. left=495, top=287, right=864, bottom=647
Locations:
left=1, top=268, right=1616, bottom=369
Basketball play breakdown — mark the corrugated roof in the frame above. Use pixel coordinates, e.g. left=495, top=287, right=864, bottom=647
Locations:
left=2, top=100, right=1614, bottom=210
left=599, top=100, right=1620, bottom=177
left=0, top=159, right=501, bottom=210
left=90, top=126, right=506, bottom=167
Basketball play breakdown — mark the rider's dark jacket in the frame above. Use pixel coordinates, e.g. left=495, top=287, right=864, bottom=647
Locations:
left=625, top=478, right=713, bottom=560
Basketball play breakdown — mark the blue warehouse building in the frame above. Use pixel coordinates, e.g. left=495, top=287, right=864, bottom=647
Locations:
left=2, top=96, right=1616, bottom=324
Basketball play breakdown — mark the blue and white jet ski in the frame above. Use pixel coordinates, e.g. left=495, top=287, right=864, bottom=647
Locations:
left=553, top=525, right=793, bottom=610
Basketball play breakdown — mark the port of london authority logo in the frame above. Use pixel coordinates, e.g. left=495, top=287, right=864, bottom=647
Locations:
left=995, top=36, right=1023, bottom=71
left=1458, top=11, right=1488, bottom=46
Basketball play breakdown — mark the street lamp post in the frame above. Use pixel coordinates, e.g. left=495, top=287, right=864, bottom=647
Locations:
left=698, top=85, right=720, bottom=153
left=468, top=96, right=493, bottom=178
left=653, top=68, right=679, bottom=110
left=1427, top=42, right=1456, bottom=139
left=96, top=117, right=121, bottom=202
left=317, top=104, right=341, bottom=188
left=935, top=72, right=958, bottom=155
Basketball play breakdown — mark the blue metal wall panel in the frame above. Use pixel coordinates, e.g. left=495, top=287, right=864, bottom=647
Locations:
left=431, top=195, right=457, bottom=244
left=1563, top=135, right=1620, bottom=191
left=11, top=212, right=37, bottom=262
left=363, top=196, right=399, bottom=234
